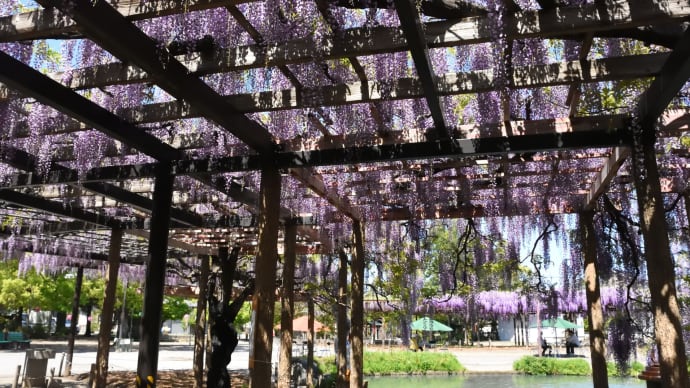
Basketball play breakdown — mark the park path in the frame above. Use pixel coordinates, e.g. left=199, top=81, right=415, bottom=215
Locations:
left=0, top=338, right=578, bottom=386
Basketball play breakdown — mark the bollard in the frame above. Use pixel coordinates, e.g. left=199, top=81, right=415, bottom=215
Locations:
left=58, top=353, right=65, bottom=377
left=12, top=365, right=20, bottom=388
left=87, top=363, right=97, bottom=388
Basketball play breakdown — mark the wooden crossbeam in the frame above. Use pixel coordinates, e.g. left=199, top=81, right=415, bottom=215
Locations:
left=225, top=2, right=361, bottom=221
left=1, top=0, right=685, bottom=62
left=584, top=28, right=690, bottom=209
left=0, top=51, right=181, bottom=161
left=43, top=0, right=356, bottom=224
left=636, top=27, right=690, bottom=130
left=583, top=147, right=630, bottom=210
left=0, top=146, right=203, bottom=227
left=0, top=189, right=133, bottom=229
left=566, top=34, right=594, bottom=117
left=4, top=53, right=666, bottom=136
left=0, top=11, right=303, bottom=226
left=0, top=0, right=257, bottom=42
left=2, top=0, right=685, bottom=101
left=395, top=0, right=449, bottom=139
left=1, top=125, right=635, bottom=186
left=289, top=168, right=361, bottom=221
left=40, top=0, right=275, bottom=154
left=279, top=129, right=633, bottom=169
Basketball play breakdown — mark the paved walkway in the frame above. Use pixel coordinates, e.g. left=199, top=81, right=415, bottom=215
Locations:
left=0, top=338, right=589, bottom=386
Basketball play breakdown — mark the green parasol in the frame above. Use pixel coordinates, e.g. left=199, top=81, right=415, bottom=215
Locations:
left=410, top=317, right=452, bottom=332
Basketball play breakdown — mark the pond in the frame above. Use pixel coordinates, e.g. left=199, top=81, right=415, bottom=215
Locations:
left=366, top=374, right=644, bottom=388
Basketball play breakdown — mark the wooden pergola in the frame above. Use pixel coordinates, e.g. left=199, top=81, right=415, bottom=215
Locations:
left=0, top=0, right=689, bottom=387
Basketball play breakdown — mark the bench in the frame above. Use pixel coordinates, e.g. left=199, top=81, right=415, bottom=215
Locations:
left=0, top=331, right=31, bottom=349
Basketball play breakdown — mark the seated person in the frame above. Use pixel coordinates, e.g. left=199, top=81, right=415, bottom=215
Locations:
left=565, top=329, right=580, bottom=355
left=409, top=335, right=423, bottom=352
left=539, top=334, right=552, bottom=356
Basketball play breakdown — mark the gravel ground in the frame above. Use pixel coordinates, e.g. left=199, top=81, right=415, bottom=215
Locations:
left=0, top=338, right=587, bottom=386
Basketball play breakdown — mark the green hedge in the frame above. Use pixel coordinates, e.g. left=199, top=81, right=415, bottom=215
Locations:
left=513, top=356, right=591, bottom=376
left=606, top=361, right=644, bottom=377
left=316, top=351, right=465, bottom=376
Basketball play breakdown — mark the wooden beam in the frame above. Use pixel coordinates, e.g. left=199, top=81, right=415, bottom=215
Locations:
left=4, top=52, right=666, bottom=136
left=0, top=0, right=257, bottom=42
left=636, top=27, right=690, bottom=131
left=2, top=0, right=684, bottom=48
left=0, top=115, right=639, bottom=185
left=279, top=129, right=634, bottom=169
left=42, top=0, right=346, bottom=230
left=224, top=3, right=359, bottom=222
left=135, top=165, right=174, bottom=387
left=126, top=229, right=214, bottom=255
left=583, top=147, right=630, bottom=210
left=0, top=189, right=132, bottom=229
left=395, top=0, right=449, bottom=139
left=0, top=51, right=181, bottom=161
left=0, top=145, right=203, bottom=227
left=566, top=34, right=594, bottom=117
left=289, top=168, right=361, bottom=221
left=41, top=0, right=275, bottom=155
left=381, top=204, right=484, bottom=220
left=2, top=0, right=684, bottom=102
left=584, top=28, right=690, bottom=209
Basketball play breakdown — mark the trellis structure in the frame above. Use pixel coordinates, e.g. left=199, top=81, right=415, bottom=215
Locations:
left=0, top=0, right=689, bottom=387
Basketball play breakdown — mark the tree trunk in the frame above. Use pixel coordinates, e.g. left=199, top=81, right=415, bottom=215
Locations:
left=207, top=246, right=251, bottom=388
left=581, top=211, right=608, bottom=388
left=95, top=228, right=122, bottom=388
left=336, top=248, right=349, bottom=388
left=632, top=139, right=689, bottom=388
left=278, top=223, right=296, bottom=388
left=65, top=266, right=83, bottom=376
left=350, top=221, right=365, bottom=388
left=84, top=302, right=93, bottom=337
left=55, top=312, right=66, bottom=335
left=249, top=164, right=281, bottom=388
left=307, top=298, right=315, bottom=388
left=193, top=254, right=209, bottom=388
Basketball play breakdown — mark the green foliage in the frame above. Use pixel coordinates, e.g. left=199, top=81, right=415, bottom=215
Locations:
left=0, top=277, right=31, bottom=311
left=316, top=351, right=464, bottom=376
left=513, top=356, right=591, bottom=376
left=234, top=302, right=252, bottom=329
left=162, top=296, right=192, bottom=322
left=606, top=361, right=644, bottom=377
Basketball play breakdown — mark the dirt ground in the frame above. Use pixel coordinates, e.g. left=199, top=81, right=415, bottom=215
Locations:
left=73, top=370, right=249, bottom=387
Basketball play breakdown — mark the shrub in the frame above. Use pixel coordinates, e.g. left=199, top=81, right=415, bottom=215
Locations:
left=607, top=361, right=644, bottom=377
left=513, top=356, right=591, bottom=376
left=316, top=351, right=465, bottom=376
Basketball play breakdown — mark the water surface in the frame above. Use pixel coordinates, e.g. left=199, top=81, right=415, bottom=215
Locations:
left=366, top=374, right=644, bottom=388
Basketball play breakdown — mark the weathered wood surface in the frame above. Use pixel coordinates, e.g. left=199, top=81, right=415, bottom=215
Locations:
left=0, top=0, right=686, bottom=100
left=0, top=0, right=257, bottom=42
left=2, top=53, right=669, bottom=144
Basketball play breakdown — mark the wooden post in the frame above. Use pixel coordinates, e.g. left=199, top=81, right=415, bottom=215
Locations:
left=193, top=254, right=210, bottom=388
left=65, top=265, right=84, bottom=376
left=632, top=139, right=689, bottom=388
left=12, top=364, right=20, bottom=388
left=94, top=228, right=123, bottom=388
left=350, top=220, right=365, bottom=388
left=685, top=192, right=690, bottom=243
left=249, top=165, right=281, bottom=388
left=136, top=164, right=174, bottom=388
left=278, top=222, right=296, bottom=388
left=336, top=248, right=349, bottom=388
left=581, top=211, right=608, bottom=388
left=307, top=297, right=315, bottom=388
